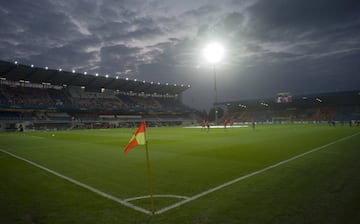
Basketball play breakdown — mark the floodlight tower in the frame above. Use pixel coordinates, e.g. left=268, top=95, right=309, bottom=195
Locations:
left=203, top=42, right=224, bottom=125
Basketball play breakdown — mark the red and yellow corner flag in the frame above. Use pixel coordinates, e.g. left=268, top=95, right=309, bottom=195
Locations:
left=124, top=120, right=146, bottom=153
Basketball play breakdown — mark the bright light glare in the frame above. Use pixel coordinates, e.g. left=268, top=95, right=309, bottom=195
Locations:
left=203, top=42, right=224, bottom=63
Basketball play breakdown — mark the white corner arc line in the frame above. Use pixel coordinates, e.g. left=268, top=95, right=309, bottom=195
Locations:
left=0, top=149, right=152, bottom=215
left=155, top=132, right=360, bottom=215
left=125, top=194, right=189, bottom=202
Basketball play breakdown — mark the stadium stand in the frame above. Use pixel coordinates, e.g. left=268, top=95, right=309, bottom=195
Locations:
left=0, top=60, right=197, bottom=131
left=221, top=91, right=360, bottom=125
left=1, top=60, right=358, bottom=131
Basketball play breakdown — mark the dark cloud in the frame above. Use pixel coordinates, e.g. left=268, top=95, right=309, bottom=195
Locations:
left=249, top=0, right=360, bottom=29
left=99, top=44, right=142, bottom=75
left=0, top=0, right=359, bottom=110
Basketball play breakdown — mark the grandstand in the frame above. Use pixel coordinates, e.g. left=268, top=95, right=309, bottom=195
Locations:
left=1, top=59, right=359, bottom=131
left=0, top=60, right=197, bottom=132
left=221, top=91, right=360, bottom=125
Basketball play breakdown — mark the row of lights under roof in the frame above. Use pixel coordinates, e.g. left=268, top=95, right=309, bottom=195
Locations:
left=124, top=78, right=189, bottom=87
left=303, top=96, right=323, bottom=103
left=14, top=61, right=190, bottom=88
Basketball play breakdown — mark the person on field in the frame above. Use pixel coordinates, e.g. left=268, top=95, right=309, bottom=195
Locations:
left=251, top=119, right=256, bottom=130
left=205, top=120, right=210, bottom=132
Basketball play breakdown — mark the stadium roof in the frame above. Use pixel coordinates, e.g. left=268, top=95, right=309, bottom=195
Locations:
left=0, top=60, right=190, bottom=95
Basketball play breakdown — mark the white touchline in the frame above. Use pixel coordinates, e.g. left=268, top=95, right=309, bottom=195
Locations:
left=154, top=131, right=360, bottom=215
left=0, top=148, right=152, bottom=215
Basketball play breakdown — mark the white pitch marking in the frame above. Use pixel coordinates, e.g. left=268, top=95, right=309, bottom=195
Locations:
left=155, top=132, right=360, bottom=215
left=0, top=148, right=152, bottom=215
left=26, top=135, right=46, bottom=140
left=184, top=125, right=248, bottom=129
left=125, top=194, right=189, bottom=202
left=2, top=132, right=359, bottom=216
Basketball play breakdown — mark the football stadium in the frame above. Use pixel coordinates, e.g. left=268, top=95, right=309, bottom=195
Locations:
left=2, top=1, right=360, bottom=223
left=1, top=60, right=360, bottom=223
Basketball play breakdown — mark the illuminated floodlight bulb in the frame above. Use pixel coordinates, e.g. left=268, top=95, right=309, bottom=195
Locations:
left=203, top=42, right=224, bottom=64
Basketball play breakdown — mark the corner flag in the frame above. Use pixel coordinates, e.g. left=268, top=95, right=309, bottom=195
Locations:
left=124, top=120, right=146, bottom=153
left=123, top=120, right=155, bottom=213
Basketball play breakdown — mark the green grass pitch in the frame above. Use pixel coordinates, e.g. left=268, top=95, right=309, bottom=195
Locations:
left=1, top=124, right=360, bottom=223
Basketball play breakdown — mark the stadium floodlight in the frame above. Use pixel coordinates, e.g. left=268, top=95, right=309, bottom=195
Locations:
left=72, top=69, right=76, bottom=73
left=203, top=42, right=224, bottom=64
left=95, top=73, right=99, bottom=76
left=203, top=42, right=225, bottom=125
left=31, top=64, right=34, bottom=68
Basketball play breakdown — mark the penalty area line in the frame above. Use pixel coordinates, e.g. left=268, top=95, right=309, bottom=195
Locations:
left=155, top=131, right=360, bottom=215
left=0, top=148, right=152, bottom=215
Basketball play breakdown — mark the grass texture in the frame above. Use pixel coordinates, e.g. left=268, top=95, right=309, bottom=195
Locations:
left=1, top=124, right=359, bottom=223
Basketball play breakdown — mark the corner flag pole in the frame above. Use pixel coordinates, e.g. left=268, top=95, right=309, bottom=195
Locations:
left=123, top=119, right=155, bottom=213
left=145, top=140, right=155, bottom=214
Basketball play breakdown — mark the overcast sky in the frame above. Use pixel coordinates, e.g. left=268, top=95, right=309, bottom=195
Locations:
left=1, top=0, right=360, bottom=110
